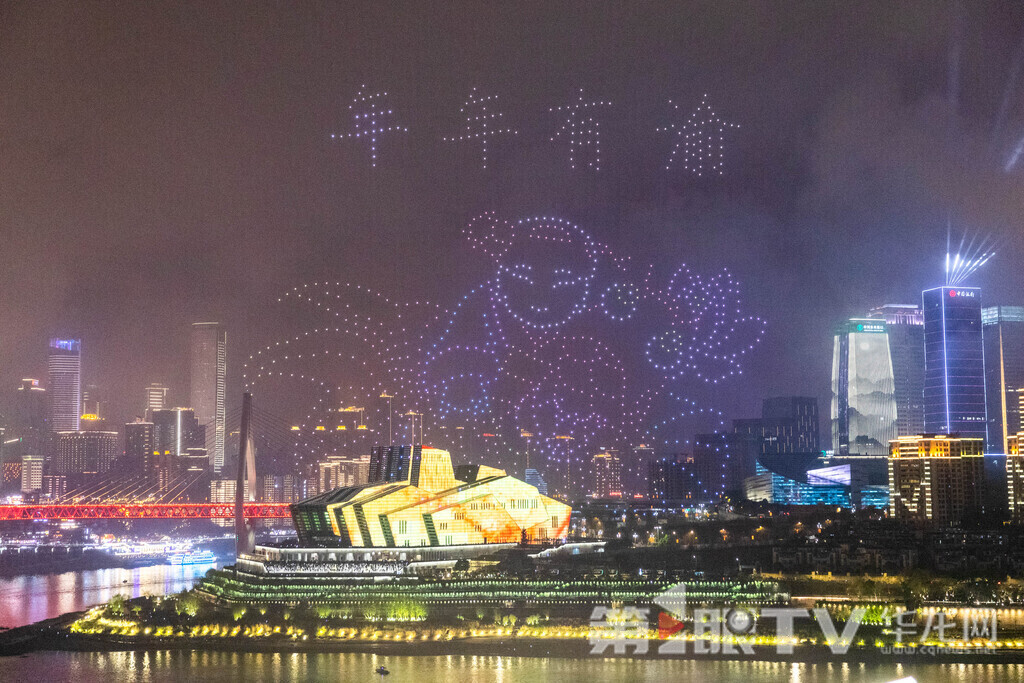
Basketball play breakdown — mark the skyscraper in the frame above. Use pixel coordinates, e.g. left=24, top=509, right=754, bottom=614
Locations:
left=830, top=319, right=897, bottom=455
left=55, top=431, right=118, bottom=480
left=151, top=408, right=204, bottom=457
left=590, top=450, right=622, bottom=499
left=868, top=304, right=925, bottom=437
left=982, top=305, right=1024, bottom=453
left=124, top=418, right=155, bottom=474
left=47, top=338, right=81, bottom=433
left=13, top=378, right=47, bottom=454
left=190, top=322, right=226, bottom=472
left=691, top=432, right=759, bottom=503
left=145, top=383, right=170, bottom=417
left=922, top=287, right=986, bottom=439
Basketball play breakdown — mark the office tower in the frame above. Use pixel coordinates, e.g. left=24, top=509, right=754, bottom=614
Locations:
left=124, top=418, right=155, bottom=474
left=590, top=450, right=622, bottom=499
left=1007, top=434, right=1024, bottom=522
left=691, top=432, right=759, bottom=503
left=524, top=468, right=548, bottom=496
left=870, top=304, right=926, bottom=436
left=81, top=384, right=104, bottom=419
left=55, top=431, right=119, bottom=479
left=190, top=322, right=227, bottom=473
left=830, top=319, right=897, bottom=455
left=761, top=397, right=820, bottom=452
left=20, top=455, right=43, bottom=494
left=648, top=454, right=693, bottom=505
left=13, top=378, right=48, bottom=453
left=145, top=383, right=170, bottom=417
left=41, top=474, right=67, bottom=500
left=151, top=408, right=204, bottom=458
left=734, top=397, right=821, bottom=481
left=982, top=306, right=1024, bottom=452
left=887, top=434, right=984, bottom=524
left=47, top=338, right=82, bottom=432
left=318, top=454, right=370, bottom=492
left=922, top=287, right=986, bottom=439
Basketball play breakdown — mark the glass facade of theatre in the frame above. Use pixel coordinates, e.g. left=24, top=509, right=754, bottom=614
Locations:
left=831, top=319, right=898, bottom=455
left=922, top=287, right=986, bottom=440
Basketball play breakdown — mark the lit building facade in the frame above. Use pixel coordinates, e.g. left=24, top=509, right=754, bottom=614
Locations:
left=831, top=319, right=897, bottom=455
left=648, top=455, right=694, bottom=505
left=151, top=408, right=204, bottom=458
left=922, top=287, right=986, bottom=439
left=292, top=447, right=571, bottom=548
left=868, top=304, right=925, bottom=436
left=145, top=383, right=169, bottom=417
left=20, top=455, right=44, bottom=494
left=691, top=432, right=759, bottom=503
left=48, top=338, right=81, bottom=433
left=887, top=435, right=984, bottom=524
left=13, top=378, right=48, bottom=454
left=190, top=322, right=226, bottom=473
left=590, top=450, right=622, bottom=499
left=55, top=431, right=118, bottom=480
left=124, top=419, right=155, bottom=474
left=982, top=305, right=1024, bottom=453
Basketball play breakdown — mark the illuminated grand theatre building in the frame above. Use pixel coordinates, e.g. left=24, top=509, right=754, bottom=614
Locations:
left=237, top=446, right=573, bottom=574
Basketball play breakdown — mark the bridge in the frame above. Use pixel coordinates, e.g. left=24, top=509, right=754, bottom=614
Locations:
left=0, top=503, right=293, bottom=521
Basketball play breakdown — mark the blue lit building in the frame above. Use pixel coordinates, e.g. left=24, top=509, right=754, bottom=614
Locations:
left=922, top=287, right=986, bottom=440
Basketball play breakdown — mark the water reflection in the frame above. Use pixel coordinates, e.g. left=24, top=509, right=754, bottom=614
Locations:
left=6, top=651, right=1023, bottom=683
left=0, top=562, right=216, bottom=628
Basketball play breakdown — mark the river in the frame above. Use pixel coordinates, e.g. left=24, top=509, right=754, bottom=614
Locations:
left=2, top=651, right=1021, bottom=682
left=0, top=561, right=218, bottom=628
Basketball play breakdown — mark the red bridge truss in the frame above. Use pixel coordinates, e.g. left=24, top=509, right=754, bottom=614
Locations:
left=0, top=503, right=293, bottom=521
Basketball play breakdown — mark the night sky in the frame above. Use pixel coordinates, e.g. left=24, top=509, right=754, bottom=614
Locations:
left=3, top=2, right=1024, bottom=449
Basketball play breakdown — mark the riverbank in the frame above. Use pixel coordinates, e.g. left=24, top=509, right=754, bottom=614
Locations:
left=8, top=621, right=1024, bottom=666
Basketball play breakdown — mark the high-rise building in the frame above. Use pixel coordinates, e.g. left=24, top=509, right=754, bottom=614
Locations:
left=590, top=450, right=622, bottom=499
left=151, top=408, right=204, bottom=458
left=922, top=287, right=986, bottom=439
left=124, top=418, right=155, bottom=474
left=648, top=454, right=694, bottom=505
left=831, top=319, right=897, bottom=455
left=734, top=397, right=820, bottom=476
left=145, top=383, right=170, bottom=417
left=55, top=431, right=118, bottom=480
left=868, top=304, right=925, bottom=437
left=1006, top=434, right=1024, bottom=522
left=20, top=455, right=43, bottom=494
left=887, top=434, right=984, bottom=524
left=81, top=384, right=104, bottom=419
left=48, top=338, right=81, bottom=433
left=190, top=322, right=227, bottom=473
left=41, top=474, right=67, bottom=500
left=982, top=305, right=1024, bottom=453
left=318, top=454, right=371, bottom=492
left=691, top=432, right=759, bottom=503
left=13, top=378, right=48, bottom=453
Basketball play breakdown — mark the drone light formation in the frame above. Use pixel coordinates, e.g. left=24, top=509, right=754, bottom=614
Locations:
left=658, top=93, right=738, bottom=176
left=443, top=88, right=518, bottom=168
left=246, top=214, right=764, bottom=496
left=548, top=89, right=611, bottom=170
left=330, top=85, right=408, bottom=167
